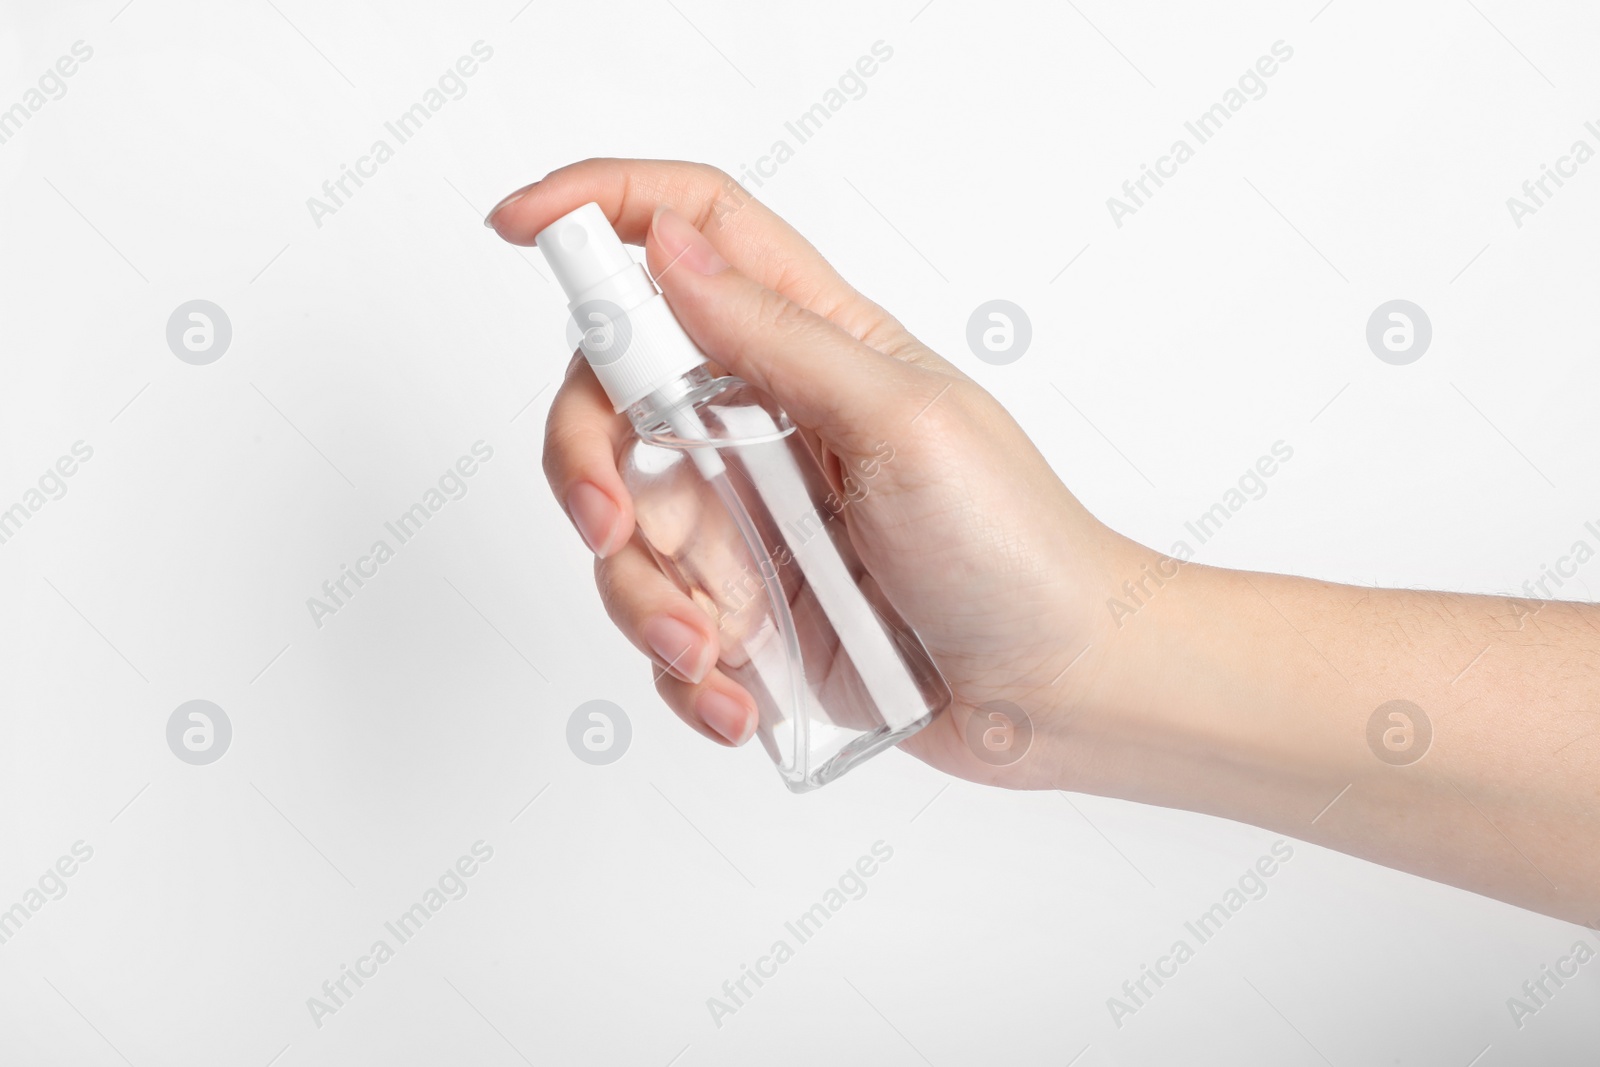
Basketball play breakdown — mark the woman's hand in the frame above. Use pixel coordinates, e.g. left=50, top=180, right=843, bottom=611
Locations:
left=492, top=159, right=1600, bottom=921
left=488, top=157, right=1145, bottom=789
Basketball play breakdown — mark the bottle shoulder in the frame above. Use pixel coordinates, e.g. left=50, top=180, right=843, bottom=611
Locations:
left=628, top=374, right=793, bottom=448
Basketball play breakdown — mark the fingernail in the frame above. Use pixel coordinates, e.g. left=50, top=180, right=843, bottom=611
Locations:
left=651, top=206, right=729, bottom=275
left=484, top=182, right=536, bottom=227
left=642, top=616, right=712, bottom=685
left=567, top=482, right=619, bottom=557
left=696, top=688, right=754, bottom=746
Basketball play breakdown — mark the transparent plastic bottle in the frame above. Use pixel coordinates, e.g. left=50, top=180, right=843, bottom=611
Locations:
left=536, top=203, right=950, bottom=791
left=623, top=366, right=949, bottom=790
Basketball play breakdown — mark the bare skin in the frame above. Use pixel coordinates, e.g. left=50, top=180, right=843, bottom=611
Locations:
left=488, top=157, right=1600, bottom=925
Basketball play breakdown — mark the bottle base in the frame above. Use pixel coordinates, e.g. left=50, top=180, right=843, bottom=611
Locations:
left=781, top=710, right=938, bottom=794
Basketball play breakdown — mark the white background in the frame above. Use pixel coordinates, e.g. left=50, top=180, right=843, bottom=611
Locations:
left=2, top=0, right=1598, bottom=1063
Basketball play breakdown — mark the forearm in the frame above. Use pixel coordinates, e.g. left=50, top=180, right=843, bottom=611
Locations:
left=1077, top=560, right=1600, bottom=923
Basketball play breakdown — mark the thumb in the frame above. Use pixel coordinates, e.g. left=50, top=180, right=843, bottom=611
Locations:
left=644, top=206, right=924, bottom=446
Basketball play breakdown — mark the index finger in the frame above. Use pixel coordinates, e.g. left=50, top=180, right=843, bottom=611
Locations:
left=487, top=157, right=913, bottom=354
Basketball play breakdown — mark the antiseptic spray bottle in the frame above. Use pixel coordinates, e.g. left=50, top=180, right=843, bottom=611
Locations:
left=536, top=203, right=950, bottom=791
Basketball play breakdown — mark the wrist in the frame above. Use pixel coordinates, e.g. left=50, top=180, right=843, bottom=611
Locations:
left=1050, top=557, right=1347, bottom=817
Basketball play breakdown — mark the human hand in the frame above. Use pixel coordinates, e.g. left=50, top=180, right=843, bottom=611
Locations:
left=488, top=158, right=1150, bottom=789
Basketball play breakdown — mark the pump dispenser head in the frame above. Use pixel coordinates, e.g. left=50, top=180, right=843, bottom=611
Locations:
left=535, top=202, right=708, bottom=412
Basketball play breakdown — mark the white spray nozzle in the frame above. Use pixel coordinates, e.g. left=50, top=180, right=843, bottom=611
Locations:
left=535, top=202, right=637, bottom=301
left=533, top=202, right=709, bottom=413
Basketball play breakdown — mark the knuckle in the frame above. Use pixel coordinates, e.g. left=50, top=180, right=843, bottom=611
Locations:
left=593, top=553, right=659, bottom=635
left=749, top=286, right=814, bottom=340
left=539, top=421, right=575, bottom=487
left=687, top=160, right=733, bottom=188
left=592, top=555, right=627, bottom=620
left=540, top=405, right=608, bottom=491
left=898, top=377, right=987, bottom=438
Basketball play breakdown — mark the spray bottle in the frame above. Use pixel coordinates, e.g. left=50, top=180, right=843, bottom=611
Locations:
left=537, top=203, right=950, bottom=791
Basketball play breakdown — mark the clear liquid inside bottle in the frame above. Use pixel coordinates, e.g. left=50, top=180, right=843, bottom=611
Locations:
left=622, top=367, right=950, bottom=791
